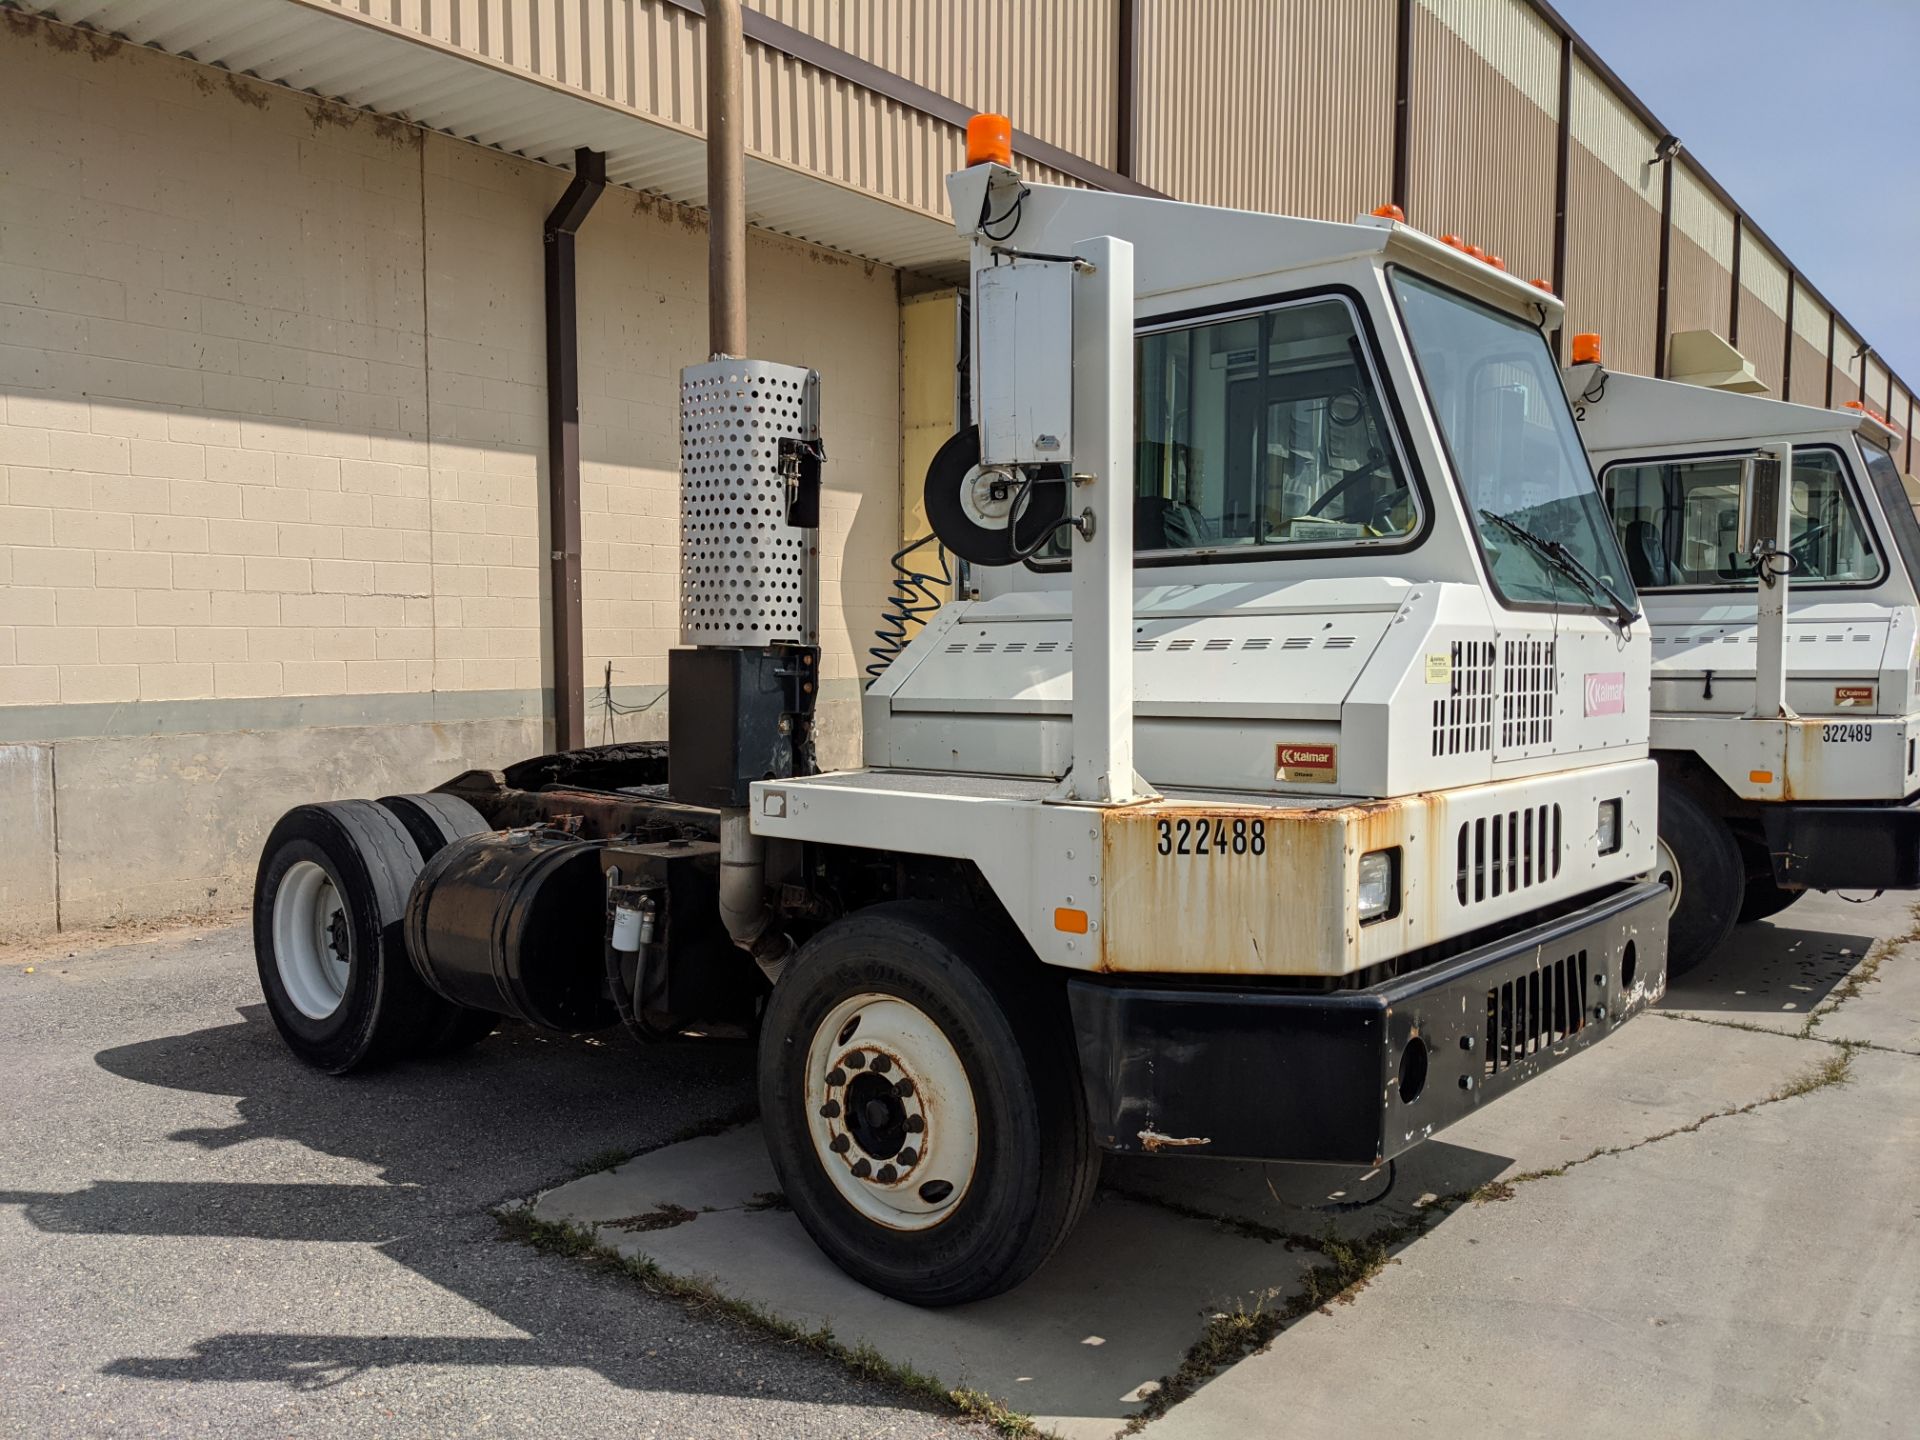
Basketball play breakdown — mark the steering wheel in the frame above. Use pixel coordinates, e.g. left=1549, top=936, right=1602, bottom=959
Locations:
left=1303, top=452, right=1408, bottom=529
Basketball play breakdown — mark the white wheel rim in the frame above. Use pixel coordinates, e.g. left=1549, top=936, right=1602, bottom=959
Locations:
left=273, top=859, right=351, bottom=1020
left=1655, top=836, right=1682, bottom=918
left=804, top=993, right=979, bottom=1232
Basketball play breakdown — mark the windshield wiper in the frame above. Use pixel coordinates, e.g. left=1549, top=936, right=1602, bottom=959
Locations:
left=1479, top=508, right=1637, bottom=631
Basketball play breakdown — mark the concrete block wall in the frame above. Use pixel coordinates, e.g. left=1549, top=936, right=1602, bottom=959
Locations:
left=0, top=22, right=902, bottom=935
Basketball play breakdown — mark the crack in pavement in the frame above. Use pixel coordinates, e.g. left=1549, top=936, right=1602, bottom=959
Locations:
left=1651, top=1008, right=1920, bottom=1058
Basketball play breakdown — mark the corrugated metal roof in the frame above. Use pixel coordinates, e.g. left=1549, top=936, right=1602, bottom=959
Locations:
left=23, top=0, right=970, bottom=276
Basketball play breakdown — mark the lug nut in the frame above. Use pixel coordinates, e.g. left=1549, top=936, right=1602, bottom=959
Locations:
left=830, top=1134, right=850, bottom=1154
left=851, top=1158, right=871, bottom=1179
left=826, top=1067, right=846, bottom=1087
left=905, top=1114, right=925, bottom=1134
left=894, top=1077, right=916, bottom=1098
left=818, top=1100, right=840, bottom=1119
left=870, top=1054, right=893, bottom=1074
left=845, top=1051, right=867, bottom=1070
left=875, top=1165, right=898, bottom=1184
left=898, top=1147, right=918, bottom=1166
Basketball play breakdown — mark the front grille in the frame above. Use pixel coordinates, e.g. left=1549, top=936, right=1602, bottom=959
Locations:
left=1431, top=639, right=1494, bottom=756
left=1456, top=804, right=1562, bottom=904
left=1500, top=638, right=1556, bottom=748
left=1485, top=949, right=1588, bottom=1075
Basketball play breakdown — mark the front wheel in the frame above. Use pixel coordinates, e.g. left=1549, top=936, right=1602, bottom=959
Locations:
left=758, top=902, right=1098, bottom=1307
left=1655, top=784, right=1744, bottom=976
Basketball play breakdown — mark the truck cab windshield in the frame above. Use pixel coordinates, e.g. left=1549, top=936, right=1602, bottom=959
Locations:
left=1390, top=271, right=1635, bottom=615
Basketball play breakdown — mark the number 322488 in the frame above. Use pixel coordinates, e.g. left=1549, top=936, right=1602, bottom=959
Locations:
left=1156, top=817, right=1266, bottom=857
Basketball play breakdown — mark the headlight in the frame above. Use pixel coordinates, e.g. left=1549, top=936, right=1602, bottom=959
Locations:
left=1597, top=799, right=1621, bottom=855
left=1357, top=848, right=1399, bottom=923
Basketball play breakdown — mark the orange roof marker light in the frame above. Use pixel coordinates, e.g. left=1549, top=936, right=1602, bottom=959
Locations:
left=1530, top=278, right=1555, bottom=293
left=1486, top=255, right=1507, bottom=271
left=1372, top=203, right=1406, bottom=221
left=1843, top=399, right=1866, bottom=411
left=1571, top=332, right=1603, bottom=365
left=966, top=113, right=1013, bottom=168
left=1465, top=244, right=1488, bottom=261
left=1440, top=234, right=1466, bottom=249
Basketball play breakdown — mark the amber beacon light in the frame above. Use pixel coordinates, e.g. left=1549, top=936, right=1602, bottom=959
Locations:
left=1571, top=332, right=1603, bottom=365
left=967, top=113, right=1013, bottom=168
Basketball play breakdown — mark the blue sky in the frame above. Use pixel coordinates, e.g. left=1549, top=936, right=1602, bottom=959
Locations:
left=1552, top=0, right=1920, bottom=392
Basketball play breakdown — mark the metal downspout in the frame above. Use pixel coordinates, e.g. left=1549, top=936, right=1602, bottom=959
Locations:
left=543, top=147, right=606, bottom=751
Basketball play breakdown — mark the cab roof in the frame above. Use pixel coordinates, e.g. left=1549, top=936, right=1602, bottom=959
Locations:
left=1570, top=366, right=1896, bottom=453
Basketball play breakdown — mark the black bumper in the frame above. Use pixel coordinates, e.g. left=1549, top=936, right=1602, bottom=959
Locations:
left=1761, top=801, right=1920, bottom=890
left=1067, top=881, right=1668, bottom=1167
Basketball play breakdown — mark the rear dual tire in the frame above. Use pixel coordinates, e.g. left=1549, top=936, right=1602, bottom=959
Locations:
left=254, top=795, right=494, bottom=1073
left=758, top=901, right=1098, bottom=1307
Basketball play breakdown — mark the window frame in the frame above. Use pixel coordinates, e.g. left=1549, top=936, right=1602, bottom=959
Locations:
left=1385, top=265, right=1622, bottom=621
left=1597, top=442, right=1885, bottom=593
left=1024, top=283, right=1434, bottom=573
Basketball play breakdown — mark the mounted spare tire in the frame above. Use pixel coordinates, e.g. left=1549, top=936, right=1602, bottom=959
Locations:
left=255, top=799, right=486, bottom=1073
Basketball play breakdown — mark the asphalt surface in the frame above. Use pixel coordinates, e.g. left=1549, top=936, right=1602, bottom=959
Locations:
left=5, top=889, right=1918, bottom=1438
left=0, top=922, right=972, bottom=1439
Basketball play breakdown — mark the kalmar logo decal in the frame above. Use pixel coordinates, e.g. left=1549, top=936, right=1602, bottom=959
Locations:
left=1584, top=671, right=1626, bottom=716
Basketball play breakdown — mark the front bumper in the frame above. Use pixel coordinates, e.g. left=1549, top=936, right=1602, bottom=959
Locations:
left=1761, top=800, right=1920, bottom=890
left=1067, top=881, right=1668, bottom=1166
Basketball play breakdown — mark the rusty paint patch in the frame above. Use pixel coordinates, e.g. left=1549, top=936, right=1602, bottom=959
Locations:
left=1138, top=1130, right=1211, bottom=1152
left=1097, top=793, right=1428, bottom=978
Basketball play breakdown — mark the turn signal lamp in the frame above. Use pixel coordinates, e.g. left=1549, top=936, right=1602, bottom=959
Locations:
left=966, top=113, right=1013, bottom=168
left=1372, top=202, right=1406, bottom=221
left=1571, top=332, right=1603, bottom=365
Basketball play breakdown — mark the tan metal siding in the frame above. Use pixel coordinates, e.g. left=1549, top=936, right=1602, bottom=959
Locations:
left=1734, top=282, right=1785, bottom=395
left=1865, top=354, right=1890, bottom=413
left=1133, top=0, right=1395, bottom=221
left=1670, top=165, right=1733, bottom=268
left=1789, top=280, right=1830, bottom=407
left=745, top=0, right=1117, bottom=168
left=1563, top=146, right=1660, bottom=374
left=1666, top=233, right=1730, bottom=351
left=314, top=0, right=1078, bottom=227
left=1406, top=0, right=1556, bottom=282
left=1835, top=322, right=1863, bottom=408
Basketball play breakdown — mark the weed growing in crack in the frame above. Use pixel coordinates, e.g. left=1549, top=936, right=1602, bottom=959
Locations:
left=495, top=1207, right=1047, bottom=1437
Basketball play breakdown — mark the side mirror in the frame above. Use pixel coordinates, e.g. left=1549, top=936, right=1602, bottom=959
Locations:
left=1736, top=449, right=1787, bottom=557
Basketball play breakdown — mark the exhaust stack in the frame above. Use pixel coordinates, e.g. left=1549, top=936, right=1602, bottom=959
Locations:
left=669, top=0, right=819, bottom=981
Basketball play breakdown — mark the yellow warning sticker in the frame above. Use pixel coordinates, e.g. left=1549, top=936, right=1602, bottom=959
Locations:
left=1425, top=653, right=1452, bottom=685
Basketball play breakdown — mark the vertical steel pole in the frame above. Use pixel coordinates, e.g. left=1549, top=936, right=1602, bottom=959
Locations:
left=1062, top=235, right=1147, bottom=805
left=1749, top=443, right=1795, bottom=721
left=705, top=0, right=748, bottom=358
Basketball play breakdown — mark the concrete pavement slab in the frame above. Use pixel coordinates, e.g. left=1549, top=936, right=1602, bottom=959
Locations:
left=533, top=1125, right=1320, bottom=1439
left=1138, top=1045, right=1920, bottom=1440
left=1104, top=991, right=1820, bottom=1242
left=1663, top=888, right=1881, bottom=1033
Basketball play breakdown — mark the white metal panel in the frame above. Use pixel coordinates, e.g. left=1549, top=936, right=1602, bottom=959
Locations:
left=973, top=260, right=1075, bottom=467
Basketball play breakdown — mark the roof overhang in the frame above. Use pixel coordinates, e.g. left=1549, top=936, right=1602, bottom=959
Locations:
left=20, top=0, right=971, bottom=275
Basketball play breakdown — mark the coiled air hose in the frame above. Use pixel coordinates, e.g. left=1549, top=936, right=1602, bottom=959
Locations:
left=865, top=532, right=952, bottom=685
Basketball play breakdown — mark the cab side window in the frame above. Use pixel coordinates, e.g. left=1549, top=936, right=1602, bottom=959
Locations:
left=1602, top=450, right=1878, bottom=588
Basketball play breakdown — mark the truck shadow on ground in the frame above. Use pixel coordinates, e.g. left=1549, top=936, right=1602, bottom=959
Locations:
left=0, top=993, right=1513, bottom=1426
left=1661, top=909, right=1876, bottom=1019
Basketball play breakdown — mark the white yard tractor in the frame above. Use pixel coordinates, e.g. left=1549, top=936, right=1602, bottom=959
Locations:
left=248, top=100, right=1669, bottom=1305
left=1574, top=363, right=1920, bottom=971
